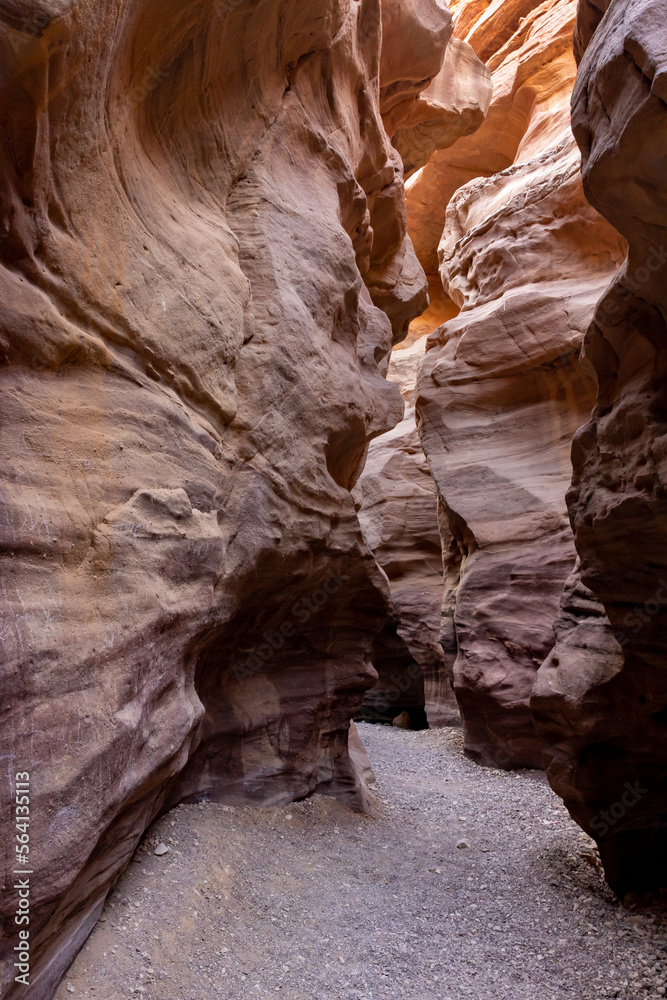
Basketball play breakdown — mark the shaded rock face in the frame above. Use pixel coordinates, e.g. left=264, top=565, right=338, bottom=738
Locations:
left=352, top=6, right=490, bottom=734
left=414, top=0, right=626, bottom=767
left=356, top=615, right=430, bottom=729
left=533, top=0, right=667, bottom=895
left=354, top=402, right=460, bottom=729
left=0, top=1, right=452, bottom=995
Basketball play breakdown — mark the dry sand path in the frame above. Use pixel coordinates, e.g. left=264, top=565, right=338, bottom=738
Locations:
left=56, top=725, right=667, bottom=1000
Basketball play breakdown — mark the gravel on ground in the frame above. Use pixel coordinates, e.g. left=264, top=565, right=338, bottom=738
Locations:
left=55, top=724, right=667, bottom=1000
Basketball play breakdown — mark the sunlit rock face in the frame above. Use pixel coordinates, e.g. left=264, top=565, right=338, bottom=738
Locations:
left=385, top=31, right=492, bottom=178
left=406, top=0, right=586, bottom=280
left=0, top=1, right=453, bottom=995
left=414, top=0, right=626, bottom=767
left=533, top=0, right=667, bottom=896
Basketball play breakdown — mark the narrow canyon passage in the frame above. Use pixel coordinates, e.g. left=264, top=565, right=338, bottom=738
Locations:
left=55, top=726, right=667, bottom=1000
left=3, top=0, right=667, bottom=995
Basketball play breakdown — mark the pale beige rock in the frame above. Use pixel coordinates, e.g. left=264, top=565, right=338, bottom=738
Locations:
left=348, top=721, right=377, bottom=790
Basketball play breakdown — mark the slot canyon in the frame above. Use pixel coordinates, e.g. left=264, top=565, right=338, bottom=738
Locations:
left=1, top=0, right=666, bottom=998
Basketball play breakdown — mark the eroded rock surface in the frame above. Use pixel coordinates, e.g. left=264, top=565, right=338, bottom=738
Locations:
left=355, top=347, right=460, bottom=729
left=352, top=1, right=490, bottom=735
left=0, top=1, right=450, bottom=995
left=415, top=0, right=626, bottom=766
left=388, top=34, right=492, bottom=178
left=355, top=404, right=460, bottom=729
left=406, top=0, right=585, bottom=279
left=533, top=0, right=667, bottom=895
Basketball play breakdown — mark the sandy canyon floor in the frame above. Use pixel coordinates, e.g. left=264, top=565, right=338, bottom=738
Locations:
left=55, top=725, right=667, bottom=1000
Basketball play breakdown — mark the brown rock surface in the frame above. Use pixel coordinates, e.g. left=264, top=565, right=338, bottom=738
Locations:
left=533, top=0, right=667, bottom=894
left=415, top=0, right=626, bottom=766
left=355, top=401, right=460, bottom=729
left=0, top=1, right=449, bottom=995
left=353, top=3, right=492, bottom=735
left=354, top=323, right=463, bottom=730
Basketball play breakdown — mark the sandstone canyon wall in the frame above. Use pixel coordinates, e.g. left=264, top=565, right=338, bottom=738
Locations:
left=354, top=347, right=461, bottom=729
left=412, top=0, right=626, bottom=767
left=533, top=0, right=667, bottom=895
left=354, top=33, right=492, bottom=731
left=0, top=1, right=456, bottom=995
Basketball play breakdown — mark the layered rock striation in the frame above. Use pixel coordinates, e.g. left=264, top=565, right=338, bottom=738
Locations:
left=0, top=0, right=453, bottom=995
left=406, top=0, right=585, bottom=279
left=414, top=0, right=626, bottom=766
left=353, top=13, right=492, bottom=732
left=533, top=0, right=667, bottom=894
left=385, top=32, right=492, bottom=179
left=354, top=357, right=461, bottom=729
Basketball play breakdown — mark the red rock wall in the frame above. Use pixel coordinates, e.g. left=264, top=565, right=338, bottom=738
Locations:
left=0, top=1, right=452, bottom=995
left=413, top=0, right=626, bottom=767
left=354, top=29, right=491, bottom=731
left=355, top=363, right=461, bottom=729
left=533, top=0, right=667, bottom=895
